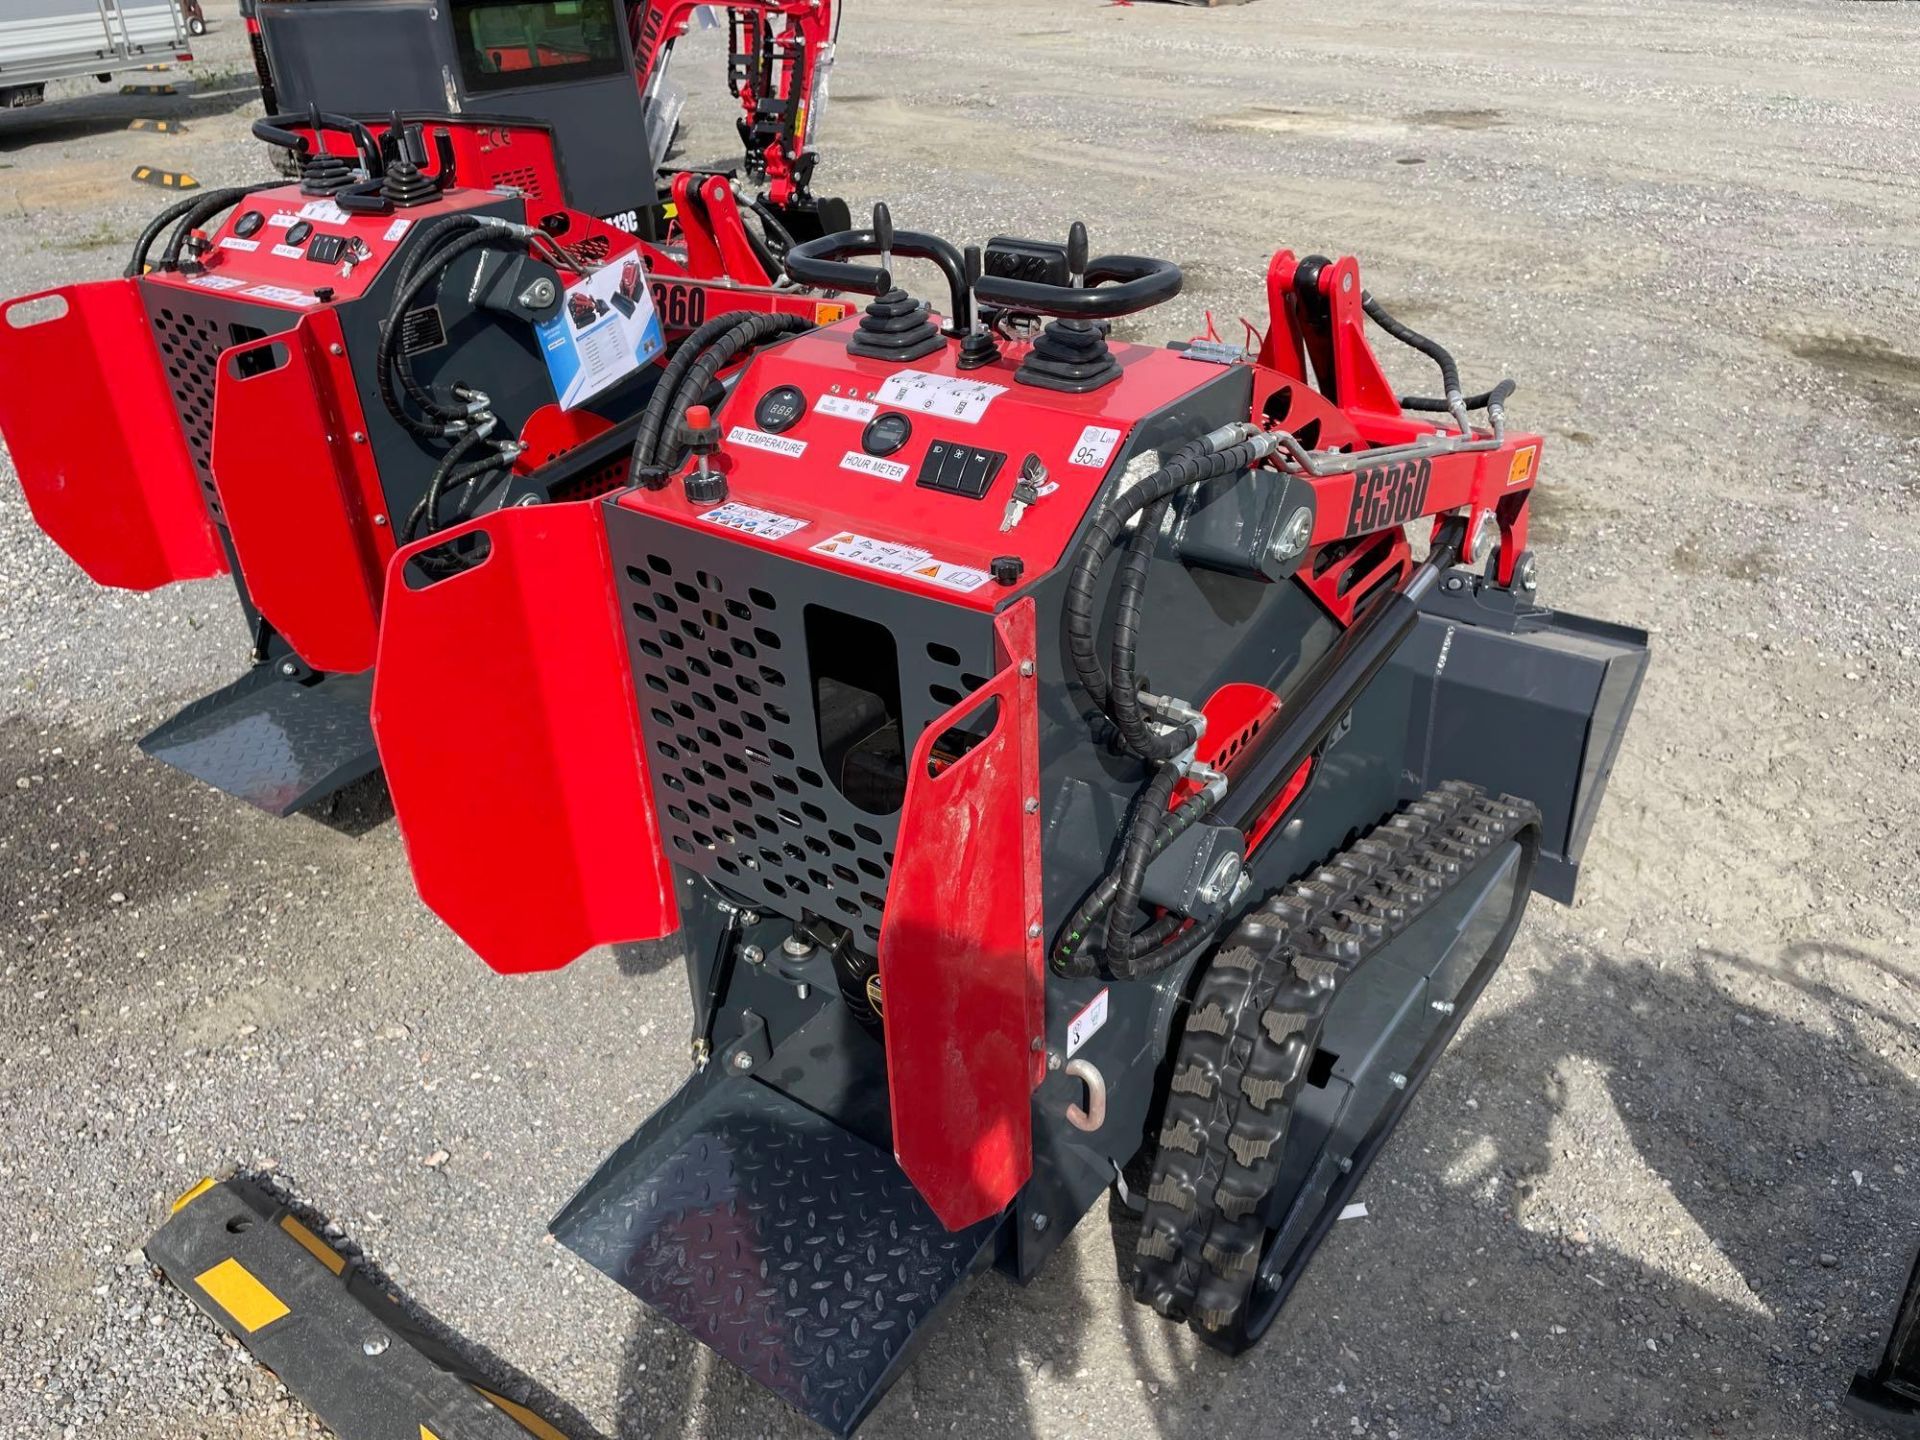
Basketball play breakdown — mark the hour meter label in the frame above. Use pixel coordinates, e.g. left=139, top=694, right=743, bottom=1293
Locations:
left=1069, top=425, right=1124, bottom=469
left=839, top=451, right=908, bottom=482
left=1066, top=988, right=1110, bottom=1058
left=698, top=502, right=808, bottom=540
left=727, top=425, right=807, bottom=459
left=816, top=394, right=877, bottom=423
left=877, top=371, right=1006, bottom=423
left=218, top=237, right=259, bottom=253
left=271, top=244, right=306, bottom=260
left=811, top=531, right=990, bottom=592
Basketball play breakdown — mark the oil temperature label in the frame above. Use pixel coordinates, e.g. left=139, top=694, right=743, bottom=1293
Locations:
left=728, top=425, right=807, bottom=459
left=810, top=531, right=990, bottom=592
left=698, top=502, right=808, bottom=540
left=876, top=371, right=1006, bottom=423
left=1066, top=988, right=1109, bottom=1058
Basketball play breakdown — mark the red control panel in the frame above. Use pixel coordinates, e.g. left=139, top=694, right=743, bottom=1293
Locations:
left=144, top=184, right=512, bottom=312
left=616, top=323, right=1220, bottom=611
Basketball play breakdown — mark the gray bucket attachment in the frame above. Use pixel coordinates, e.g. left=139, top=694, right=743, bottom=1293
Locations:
left=551, top=1066, right=1002, bottom=1435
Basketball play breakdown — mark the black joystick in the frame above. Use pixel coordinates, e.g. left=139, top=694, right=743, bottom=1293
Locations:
left=297, top=107, right=354, bottom=197
left=956, top=244, right=1002, bottom=371
left=848, top=202, right=944, bottom=363
left=378, top=114, right=441, bottom=207
left=1015, top=220, right=1122, bottom=394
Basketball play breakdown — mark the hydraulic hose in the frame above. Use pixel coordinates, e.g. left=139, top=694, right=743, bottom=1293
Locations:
left=377, top=226, right=517, bottom=438
left=1101, top=763, right=1181, bottom=960
left=652, top=312, right=811, bottom=472
left=1053, top=788, right=1219, bottom=975
left=1401, top=377, right=1517, bottom=416
left=403, top=427, right=488, bottom=542
left=629, top=311, right=771, bottom=481
left=132, top=182, right=280, bottom=275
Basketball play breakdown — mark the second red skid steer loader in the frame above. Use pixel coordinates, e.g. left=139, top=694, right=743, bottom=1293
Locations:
left=148, top=207, right=1647, bottom=1436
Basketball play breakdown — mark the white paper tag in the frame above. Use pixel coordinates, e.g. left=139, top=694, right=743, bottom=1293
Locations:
left=241, top=284, right=319, bottom=307
left=839, top=451, right=908, bottom=482
left=809, top=531, right=990, bottom=592
left=1066, top=988, right=1110, bottom=1058
left=698, top=501, right=808, bottom=540
left=1069, top=424, right=1124, bottom=469
left=297, top=198, right=350, bottom=224
left=816, top=394, right=877, bottom=422
left=218, top=237, right=259, bottom=253
left=728, top=425, right=807, bottom=459
left=876, top=371, right=1006, bottom=423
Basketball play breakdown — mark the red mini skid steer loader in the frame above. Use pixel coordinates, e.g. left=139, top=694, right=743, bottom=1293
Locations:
left=149, top=206, right=1648, bottom=1436
left=0, top=107, right=846, bottom=815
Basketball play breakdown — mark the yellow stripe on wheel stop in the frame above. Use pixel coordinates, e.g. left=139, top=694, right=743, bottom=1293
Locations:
left=193, top=1257, right=290, bottom=1333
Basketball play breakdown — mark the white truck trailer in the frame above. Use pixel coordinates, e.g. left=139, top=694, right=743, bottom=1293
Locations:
left=0, top=0, right=191, bottom=110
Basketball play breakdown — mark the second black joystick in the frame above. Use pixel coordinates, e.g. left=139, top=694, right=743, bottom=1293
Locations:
left=848, top=202, right=944, bottom=363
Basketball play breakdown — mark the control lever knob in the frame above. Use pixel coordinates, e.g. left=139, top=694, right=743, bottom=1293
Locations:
left=1067, top=221, right=1088, bottom=287
left=872, top=202, right=894, bottom=257
left=681, top=404, right=728, bottom=506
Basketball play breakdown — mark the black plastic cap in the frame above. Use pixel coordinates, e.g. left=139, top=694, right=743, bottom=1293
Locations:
left=991, top=555, right=1024, bottom=587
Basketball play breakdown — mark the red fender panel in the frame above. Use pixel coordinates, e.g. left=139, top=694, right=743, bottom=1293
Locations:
left=371, top=502, right=678, bottom=973
left=210, top=314, right=391, bottom=675
left=0, top=282, right=225, bottom=590
left=880, top=598, right=1046, bottom=1231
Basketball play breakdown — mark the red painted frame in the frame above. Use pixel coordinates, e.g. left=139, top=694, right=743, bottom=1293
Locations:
left=0, top=281, right=225, bottom=591
left=880, top=598, right=1045, bottom=1230
left=371, top=502, right=678, bottom=974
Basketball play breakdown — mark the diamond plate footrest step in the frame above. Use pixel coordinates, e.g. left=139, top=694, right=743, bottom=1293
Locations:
left=148, top=1176, right=578, bottom=1440
left=140, top=665, right=378, bottom=815
left=551, top=1069, right=1003, bottom=1436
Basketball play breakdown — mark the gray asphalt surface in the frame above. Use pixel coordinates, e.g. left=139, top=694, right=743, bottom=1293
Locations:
left=1, top=2, right=1918, bottom=1437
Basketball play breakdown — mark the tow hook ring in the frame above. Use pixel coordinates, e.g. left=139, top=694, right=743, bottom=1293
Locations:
left=1065, top=1058, right=1106, bottom=1132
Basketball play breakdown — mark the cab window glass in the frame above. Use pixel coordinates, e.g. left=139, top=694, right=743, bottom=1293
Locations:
left=451, top=0, right=624, bottom=92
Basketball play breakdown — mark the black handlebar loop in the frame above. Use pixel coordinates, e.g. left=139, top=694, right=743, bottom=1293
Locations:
left=973, top=252, right=1183, bottom=320
left=784, top=226, right=973, bottom=333
left=251, top=108, right=385, bottom=177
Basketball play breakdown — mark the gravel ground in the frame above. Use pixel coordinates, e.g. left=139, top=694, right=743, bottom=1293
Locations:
left=2, top=2, right=1918, bottom=1437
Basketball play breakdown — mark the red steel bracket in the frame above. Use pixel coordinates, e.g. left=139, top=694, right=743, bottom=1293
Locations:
left=371, top=502, right=678, bottom=974
left=880, top=598, right=1045, bottom=1231
left=211, top=312, right=391, bottom=674
left=0, top=281, right=225, bottom=590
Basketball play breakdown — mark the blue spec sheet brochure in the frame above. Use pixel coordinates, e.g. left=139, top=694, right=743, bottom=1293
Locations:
left=537, top=242, right=665, bottom=409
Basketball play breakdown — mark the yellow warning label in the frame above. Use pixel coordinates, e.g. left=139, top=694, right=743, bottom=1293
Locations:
left=193, top=1257, right=290, bottom=1333
left=279, top=1216, right=347, bottom=1276
left=1507, top=446, right=1537, bottom=486
left=170, top=1177, right=216, bottom=1214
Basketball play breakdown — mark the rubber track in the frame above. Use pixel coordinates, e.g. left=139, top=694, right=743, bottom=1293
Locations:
left=1131, top=781, right=1541, bottom=1337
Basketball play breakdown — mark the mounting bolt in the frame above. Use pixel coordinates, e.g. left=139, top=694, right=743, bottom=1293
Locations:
left=740, top=910, right=761, bottom=926
left=1047, top=1050, right=1063, bottom=1072
left=373, top=514, right=389, bottom=527
left=689, top=1037, right=710, bottom=1065
left=1337, top=1156, right=1354, bottom=1174
left=1390, top=1072, right=1408, bottom=1090
left=329, top=343, right=345, bottom=357
left=517, top=277, right=557, bottom=310
left=1027, top=922, right=1043, bottom=940
left=1198, top=852, right=1243, bottom=905
left=1025, top=797, right=1040, bottom=814
left=350, top=431, right=366, bottom=444
left=1341, top=272, right=1354, bottom=293
left=795, top=983, right=811, bottom=1002
left=1466, top=510, right=1496, bottom=566
left=279, top=661, right=298, bottom=677
left=1515, top=553, right=1539, bottom=593
left=1269, top=505, right=1313, bottom=564
left=362, top=1334, right=389, bottom=1358
left=741, top=944, right=765, bottom=966
left=780, top=934, right=814, bottom=960
left=1431, top=1000, right=1456, bottom=1015
left=730, top=1051, right=754, bottom=1073
left=1018, top=659, right=1036, bottom=678
left=1031, top=1212, right=1049, bottom=1234
left=1030, top=1036, right=1043, bottom=1053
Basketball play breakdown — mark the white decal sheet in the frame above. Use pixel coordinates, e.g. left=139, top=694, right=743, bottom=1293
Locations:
left=809, top=531, right=991, bottom=593
left=875, top=371, right=1006, bottom=423
left=698, top=502, right=809, bottom=540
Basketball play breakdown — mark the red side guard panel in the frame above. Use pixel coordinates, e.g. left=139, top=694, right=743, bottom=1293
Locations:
left=211, top=314, right=392, bottom=674
left=881, top=599, right=1046, bottom=1230
left=0, top=282, right=225, bottom=590
left=371, top=503, right=677, bottom=973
